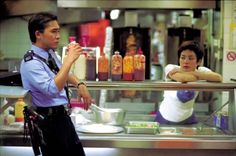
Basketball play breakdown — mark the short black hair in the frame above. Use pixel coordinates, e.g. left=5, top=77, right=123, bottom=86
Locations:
left=177, top=40, right=204, bottom=62
left=28, top=12, right=58, bottom=43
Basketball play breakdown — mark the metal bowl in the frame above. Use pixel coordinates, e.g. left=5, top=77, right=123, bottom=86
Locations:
left=92, top=108, right=126, bottom=125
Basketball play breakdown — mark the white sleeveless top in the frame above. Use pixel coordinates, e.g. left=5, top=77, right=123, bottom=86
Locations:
left=159, top=64, right=211, bottom=122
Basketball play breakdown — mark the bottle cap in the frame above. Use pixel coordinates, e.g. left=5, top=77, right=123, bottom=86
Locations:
left=138, top=48, right=143, bottom=54
left=69, top=36, right=76, bottom=43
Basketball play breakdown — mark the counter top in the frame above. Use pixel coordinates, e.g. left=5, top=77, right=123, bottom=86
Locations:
left=1, top=124, right=236, bottom=150
left=0, top=85, right=28, bottom=98
left=78, top=132, right=236, bottom=150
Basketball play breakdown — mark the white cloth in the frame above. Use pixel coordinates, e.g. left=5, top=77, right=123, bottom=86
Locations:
left=159, top=64, right=211, bottom=122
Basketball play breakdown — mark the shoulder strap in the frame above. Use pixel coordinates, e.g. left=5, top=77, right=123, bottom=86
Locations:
left=24, top=50, right=71, bottom=106
left=24, top=50, right=59, bottom=74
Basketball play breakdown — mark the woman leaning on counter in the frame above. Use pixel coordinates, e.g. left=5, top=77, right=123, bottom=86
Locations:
left=155, top=40, right=222, bottom=125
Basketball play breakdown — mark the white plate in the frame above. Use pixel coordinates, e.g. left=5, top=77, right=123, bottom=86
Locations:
left=76, top=124, right=123, bottom=134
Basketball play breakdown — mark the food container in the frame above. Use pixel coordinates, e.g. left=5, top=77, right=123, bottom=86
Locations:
left=125, top=121, right=159, bottom=134
left=111, top=51, right=122, bottom=81
left=98, top=53, right=109, bottom=81
left=123, top=53, right=134, bottom=81
left=90, top=104, right=126, bottom=125
left=134, top=48, right=145, bottom=81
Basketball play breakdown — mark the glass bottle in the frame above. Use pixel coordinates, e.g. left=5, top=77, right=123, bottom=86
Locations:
left=111, top=51, right=122, bottom=81
left=98, top=52, right=109, bottom=81
left=123, top=52, right=134, bottom=81
left=86, top=50, right=96, bottom=80
left=134, top=48, right=145, bottom=81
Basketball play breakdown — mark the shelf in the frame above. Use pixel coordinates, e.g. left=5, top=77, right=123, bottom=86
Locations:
left=73, top=81, right=236, bottom=91
left=57, top=0, right=216, bottom=9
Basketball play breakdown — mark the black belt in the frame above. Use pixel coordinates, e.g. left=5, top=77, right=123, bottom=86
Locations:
left=36, top=105, right=68, bottom=116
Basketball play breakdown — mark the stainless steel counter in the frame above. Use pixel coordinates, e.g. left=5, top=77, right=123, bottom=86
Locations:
left=79, top=132, right=236, bottom=150
left=1, top=82, right=236, bottom=151
left=1, top=129, right=236, bottom=150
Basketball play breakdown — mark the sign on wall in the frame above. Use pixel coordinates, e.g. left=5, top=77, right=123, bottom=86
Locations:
left=226, top=50, right=236, bottom=62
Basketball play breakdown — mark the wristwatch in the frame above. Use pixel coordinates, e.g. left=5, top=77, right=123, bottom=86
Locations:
left=77, top=82, right=86, bottom=88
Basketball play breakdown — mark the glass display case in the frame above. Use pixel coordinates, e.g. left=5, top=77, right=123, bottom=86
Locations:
left=0, top=81, right=236, bottom=156
left=70, top=81, right=236, bottom=150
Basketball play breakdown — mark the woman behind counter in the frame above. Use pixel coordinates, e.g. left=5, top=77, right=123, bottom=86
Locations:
left=155, top=40, right=222, bottom=125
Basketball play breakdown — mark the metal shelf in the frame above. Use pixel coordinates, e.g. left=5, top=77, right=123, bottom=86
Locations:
left=72, top=81, right=236, bottom=91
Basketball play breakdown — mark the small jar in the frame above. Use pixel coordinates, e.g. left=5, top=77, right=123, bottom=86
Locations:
left=123, top=52, right=134, bottom=81
left=86, top=50, right=96, bottom=80
left=98, top=52, right=109, bottom=81
left=111, top=51, right=122, bottom=81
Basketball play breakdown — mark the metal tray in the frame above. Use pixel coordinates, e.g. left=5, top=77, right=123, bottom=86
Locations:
left=125, top=121, right=159, bottom=134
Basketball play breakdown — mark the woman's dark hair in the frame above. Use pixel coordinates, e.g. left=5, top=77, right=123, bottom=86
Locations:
left=28, top=12, right=58, bottom=43
left=177, top=40, right=204, bottom=62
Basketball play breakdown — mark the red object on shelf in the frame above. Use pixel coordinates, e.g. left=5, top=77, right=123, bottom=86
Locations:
left=134, top=48, right=145, bottom=81
left=123, top=52, right=134, bottom=81
left=98, top=53, right=109, bottom=81
left=78, top=19, right=110, bottom=52
left=111, top=51, right=122, bottom=81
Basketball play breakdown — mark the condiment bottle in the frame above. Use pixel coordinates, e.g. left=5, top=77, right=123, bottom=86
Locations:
left=123, top=52, right=134, bottom=81
left=86, top=50, right=96, bottom=80
left=98, top=52, right=109, bottom=81
left=111, top=51, right=122, bottom=81
left=63, top=36, right=77, bottom=72
left=15, top=98, right=26, bottom=122
left=74, top=52, right=87, bottom=80
left=134, top=48, right=145, bottom=81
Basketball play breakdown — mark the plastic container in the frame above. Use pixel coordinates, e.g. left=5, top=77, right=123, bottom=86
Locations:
left=15, top=98, right=26, bottom=122
left=86, top=50, right=96, bottom=80
left=74, top=52, right=87, bottom=80
left=123, top=52, right=134, bottom=81
left=111, top=51, right=122, bottom=81
left=62, top=36, right=77, bottom=72
left=98, top=52, right=109, bottom=81
left=125, top=121, right=159, bottom=134
left=134, top=48, right=145, bottom=81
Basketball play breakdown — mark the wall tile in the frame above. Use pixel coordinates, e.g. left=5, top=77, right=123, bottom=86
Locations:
left=0, top=18, right=29, bottom=58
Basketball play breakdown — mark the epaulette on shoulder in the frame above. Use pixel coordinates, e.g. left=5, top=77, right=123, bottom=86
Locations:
left=24, top=50, right=34, bottom=62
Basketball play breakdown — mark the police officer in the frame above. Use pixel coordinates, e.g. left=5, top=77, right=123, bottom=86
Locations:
left=20, top=12, right=92, bottom=156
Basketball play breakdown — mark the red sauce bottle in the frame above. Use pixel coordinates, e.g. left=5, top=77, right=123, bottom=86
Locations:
left=123, top=52, right=134, bottom=81
left=98, top=52, right=109, bottom=81
left=86, top=50, right=96, bottom=80
left=134, top=48, right=145, bottom=81
left=111, top=51, right=122, bottom=81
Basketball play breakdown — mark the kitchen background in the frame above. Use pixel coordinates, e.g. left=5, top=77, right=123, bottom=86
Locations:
left=0, top=0, right=236, bottom=108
